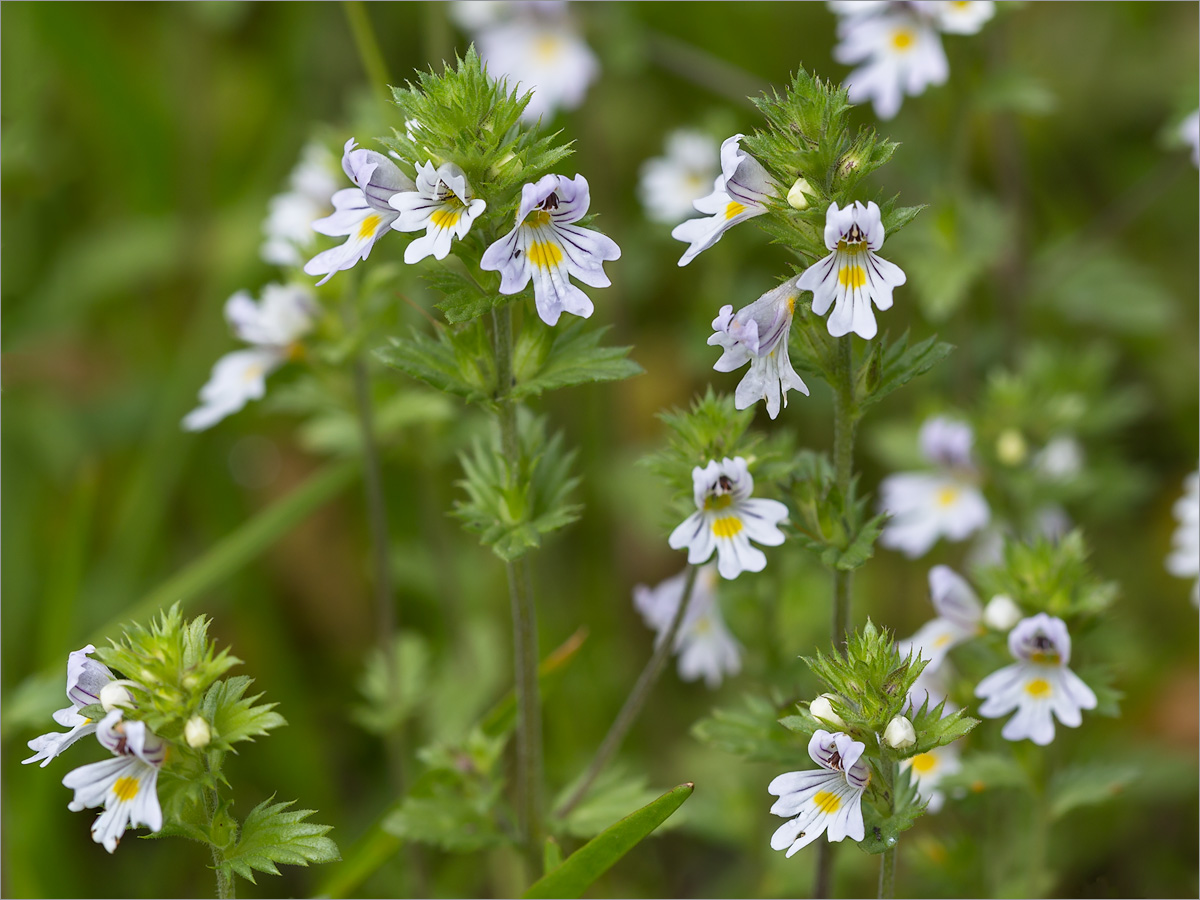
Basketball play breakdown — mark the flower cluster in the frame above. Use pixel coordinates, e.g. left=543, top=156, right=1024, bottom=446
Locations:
left=260, top=141, right=340, bottom=268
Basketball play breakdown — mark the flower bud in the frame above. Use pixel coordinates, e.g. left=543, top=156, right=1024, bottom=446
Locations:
left=809, top=693, right=845, bottom=727
left=984, top=594, right=1022, bottom=631
left=99, top=681, right=136, bottom=712
left=786, top=177, right=813, bottom=210
left=884, top=715, right=916, bottom=749
left=185, top=716, right=212, bottom=749
left=996, top=428, right=1027, bottom=466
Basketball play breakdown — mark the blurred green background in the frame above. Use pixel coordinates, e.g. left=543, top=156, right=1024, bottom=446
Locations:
left=3, top=2, right=1197, bottom=897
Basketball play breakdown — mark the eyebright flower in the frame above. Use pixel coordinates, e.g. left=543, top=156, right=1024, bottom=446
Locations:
left=709, top=276, right=810, bottom=419
left=668, top=457, right=788, bottom=580
left=303, top=138, right=416, bottom=285
left=633, top=563, right=741, bottom=688
left=1034, top=435, right=1084, bottom=481
left=902, top=742, right=961, bottom=813
left=975, top=613, right=1097, bottom=746
left=878, top=416, right=990, bottom=558
left=797, top=200, right=906, bottom=340
left=24, top=646, right=117, bottom=768
left=1166, top=469, right=1199, bottom=604
left=480, top=173, right=620, bottom=326
left=638, top=129, right=720, bottom=225
left=261, top=142, right=340, bottom=268
left=61, top=710, right=166, bottom=853
left=183, top=284, right=317, bottom=432
left=671, top=135, right=777, bottom=267
left=768, top=730, right=869, bottom=856
left=918, top=1, right=995, bottom=34
left=390, top=161, right=487, bottom=264
left=833, top=7, right=949, bottom=120
left=898, top=565, right=984, bottom=673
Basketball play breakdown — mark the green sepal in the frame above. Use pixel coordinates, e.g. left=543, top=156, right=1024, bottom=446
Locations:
left=902, top=696, right=979, bottom=759
left=973, top=530, right=1119, bottom=620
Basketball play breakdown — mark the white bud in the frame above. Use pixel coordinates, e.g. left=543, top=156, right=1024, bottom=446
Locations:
left=809, top=693, right=845, bottom=727
left=984, top=594, right=1022, bottom=631
left=99, top=681, right=136, bottom=712
left=185, top=716, right=212, bottom=749
left=884, top=715, right=916, bottom=749
left=786, top=177, right=813, bottom=210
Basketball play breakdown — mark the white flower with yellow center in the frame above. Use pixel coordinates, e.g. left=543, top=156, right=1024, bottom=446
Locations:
left=768, top=730, right=870, bottom=856
left=634, top=564, right=742, bottom=688
left=390, top=161, right=487, bottom=265
left=261, top=141, right=340, bottom=268
left=480, top=173, right=620, bottom=326
left=879, top=416, right=990, bottom=558
left=639, top=129, right=720, bottom=225
left=898, top=565, right=985, bottom=673
left=183, top=284, right=317, bottom=432
left=24, top=645, right=118, bottom=767
left=902, top=743, right=961, bottom=813
left=709, top=276, right=810, bottom=420
left=671, top=134, right=777, bottom=267
left=834, top=11, right=949, bottom=120
left=303, top=138, right=415, bottom=285
left=975, top=613, right=1097, bottom=746
left=917, top=1, right=995, bottom=34
left=797, top=200, right=906, bottom=340
left=1166, top=469, right=1199, bottom=604
left=62, top=710, right=166, bottom=853
left=668, top=457, right=788, bottom=580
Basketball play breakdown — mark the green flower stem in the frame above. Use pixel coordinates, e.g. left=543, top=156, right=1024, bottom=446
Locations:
left=203, top=761, right=235, bottom=900
left=492, top=304, right=545, bottom=873
left=878, top=755, right=898, bottom=900
left=554, top=564, right=701, bottom=821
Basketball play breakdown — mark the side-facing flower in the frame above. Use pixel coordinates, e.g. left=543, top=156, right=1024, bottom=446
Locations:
left=62, top=710, right=167, bottom=853
left=303, top=138, right=416, bottom=284
left=797, top=200, right=906, bottom=339
left=638, top=129, right=720, bottom=225
left=975, top=613, right=1097, bottom=745
left=261, top=141, right=340, bottom=268
left=391, top=161, right=487, bottom=264
left=1166, top=469, right=1200, bottom=604
left=480, top=173, right=620, bottom=326
left=24, top=646, right=117, bottom=767
left=902, top=742, right=961, bottom=813
left=898, top=565, right=984, bottom=672
left=918, top=0, right=995, bottom=34
left=768, top=730, right=870, bottom=856
left=671, top=134, right=777, bottom=266
left=878, top=416, right=990, bottom=558
left=708, top=276, right=810, bottom=419
left=834, top=9, right=949, bottom=120
left=183, top=284, right=317, bottom=432
left=668, top=457, right=788, bottom=580
left=633, top=563, right=741, bottom=688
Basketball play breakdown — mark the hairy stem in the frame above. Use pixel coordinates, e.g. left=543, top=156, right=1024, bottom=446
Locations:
left=203, top=759, right=235, bottom=900
left=878, top=756, right=898, bottom=900
left=554, top=565, right=701, bottom=820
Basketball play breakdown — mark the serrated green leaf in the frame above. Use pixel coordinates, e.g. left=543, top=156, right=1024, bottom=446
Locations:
left=381, top=768, right=507, bottom=853
left=510, top=322, right=642, bottom=400
left=201, top=676, right=286, bottom=751
left=859, top=332, right=954, bottom=411
left=220, top=798, right=339, bottom=884
left=858, top=768, right=925, bottom=854
left=692, top=695, right=807, bottom=764
left=905, top=701, right=979, bottom=757
left=375, top=325, right=493, bottom=404
left=352, top=631, right=431, bottom=735
left=1048, top=763, right=1138, bottom=820
left=524, top=783, right=694, bottom=899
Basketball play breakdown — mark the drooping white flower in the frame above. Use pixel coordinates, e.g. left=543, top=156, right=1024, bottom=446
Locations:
left=261, top=142, right=340, bottom=268
left=1166, top=469, right=1200, bottom=604
left=480, top=173, right=620, bottom=326
left=768, top=730, right=870, bottom=856
left=1180, top=110, right=1200, bottom=168
left=902, top=742, right=961, bottom=813
left=671, top=134, right=777, bottom=267
left=834, top=9, right=949, bottom=120
left=879, top=416, right=990, bottom=558
left=183, top=284, right=317, bottom=432
left=23, top=646, right=117, bottom=768
left=898, top=565, right=984, bottom=673
left=797, top=200, right=906, bottom=340
left=638, top=129, right=720, bottom=225
left=709, top=276, right=809, bottom=419
left=633, top=563, right=741, bottom=688
left=61, top=710, right=166, bottom=853
left=390, top=161, right=487, bottom=265
left=975, top=613, right=1097, bottom=746
left=668, top=457, right=788, bottom=580
left=456, top=1, right=598, bottom=122
left=303, top=138, right=416, bottom=285
left=917, top=1, right=995, bottom=34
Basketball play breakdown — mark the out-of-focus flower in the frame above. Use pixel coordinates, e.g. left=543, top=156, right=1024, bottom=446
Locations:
left=672, top=135, right=777, bottom=266
left=1180, top=110, right=1200, bottom=168
left=668, top=457, right=788, bottom=580
left=983, top=594, right=1023, bottom=631
left=902, top=743, right=961, bottom=813
left=61, top=710, right=166, bottom=853
left=709, top=276, right=809, bottom=419
left=183, top=284, right=317, bottom=432
left=390, top=161, right=486, bottom=264
left=1166, top=469, right=1200, bottom=604
left=261, top=142, right=340, bottom=268
left=834, top=10, right=948, bottom=120
left=879, top=417, right=990, bottom=558
left=638, top=129, right=720, bottom=225
left=917, top=1, right=995, bottom=34
left=768, top=730, right=869, bottom=856
left=797, top=201, right=906, bottom=339
left=898, top=565, right=984, bottom=673
left=480, top=173, right=619, bottom=325
left=454, top=1, right=598, bottom=122
left=975, top=613, right=1096, bottom=745
left=633, top=564, right=741, bottom=688
left=1034, top=436, right=1084, bottom=481
left=24, top=646, right=117, bottom=768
